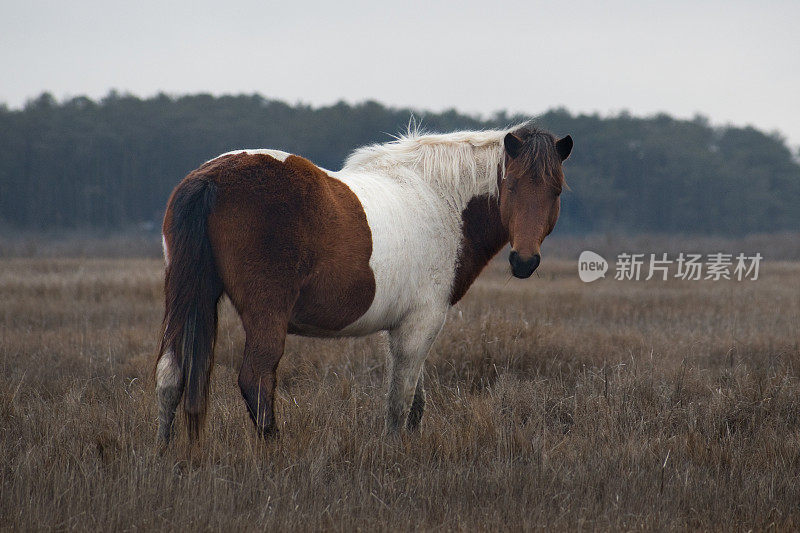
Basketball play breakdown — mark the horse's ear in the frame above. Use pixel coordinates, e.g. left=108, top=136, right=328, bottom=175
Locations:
left=504, top=133, right=524, bottom=159
left=556, top=135, right=573, bottom=161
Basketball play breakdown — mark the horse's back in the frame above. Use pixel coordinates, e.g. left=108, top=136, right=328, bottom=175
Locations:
left=210, top=149, right=291, bottom=163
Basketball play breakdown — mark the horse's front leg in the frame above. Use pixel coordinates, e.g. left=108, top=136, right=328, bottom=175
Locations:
left=406, top=372, right=425, bottom=431
left=385, top=309, right=446, bottom=434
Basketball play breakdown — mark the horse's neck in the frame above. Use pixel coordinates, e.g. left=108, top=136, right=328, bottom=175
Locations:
left=406, top=155, right=506, bottom=304
left=449, top=193, right=508, bottom=304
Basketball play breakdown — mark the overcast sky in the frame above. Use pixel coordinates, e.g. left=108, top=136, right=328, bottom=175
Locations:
left=2, top=0, right=798, bottom=147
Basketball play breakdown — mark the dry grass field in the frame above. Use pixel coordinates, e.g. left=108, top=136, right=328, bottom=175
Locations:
left=2, top=248, right=799, bottom=530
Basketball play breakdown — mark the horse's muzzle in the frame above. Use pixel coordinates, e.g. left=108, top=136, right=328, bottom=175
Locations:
left=509, top=251, right=540, bottom=279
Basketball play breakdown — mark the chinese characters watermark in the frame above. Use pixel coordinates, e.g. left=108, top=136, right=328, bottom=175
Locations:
left=579, top=251, right=762, bottom=282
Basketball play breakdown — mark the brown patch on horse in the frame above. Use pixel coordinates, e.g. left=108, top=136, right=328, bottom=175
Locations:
left=285, top=156, right=376, bottom=331
left=203, top=153, right=376, bottom=332
left=449, top=194, right=508, bottom=305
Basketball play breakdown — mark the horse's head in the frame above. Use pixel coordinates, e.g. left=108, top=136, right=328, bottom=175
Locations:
left=499, top=126, right=572, bottom=278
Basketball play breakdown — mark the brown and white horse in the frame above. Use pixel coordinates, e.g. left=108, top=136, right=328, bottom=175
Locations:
left=155, top=123, right=572, bottom=444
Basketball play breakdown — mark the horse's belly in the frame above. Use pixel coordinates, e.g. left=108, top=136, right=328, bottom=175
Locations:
left=286, top=321, right=348, bottom=337
left=287, top=318, right=381, bottom=338
left=288, top=303, right=384, bottom=338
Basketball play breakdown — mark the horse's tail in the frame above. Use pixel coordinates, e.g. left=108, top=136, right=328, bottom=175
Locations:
left=157, top=177, right=222, bottom=440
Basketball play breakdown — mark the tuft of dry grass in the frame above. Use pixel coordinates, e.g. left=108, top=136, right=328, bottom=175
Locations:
left=1, top=254, right=799, bottom=530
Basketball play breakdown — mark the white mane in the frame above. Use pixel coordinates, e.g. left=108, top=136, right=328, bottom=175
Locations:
left=342, top=125, right=522, bottom=209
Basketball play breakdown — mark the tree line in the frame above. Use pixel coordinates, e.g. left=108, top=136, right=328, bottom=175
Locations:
left=0, top=92, right=797, bottom=235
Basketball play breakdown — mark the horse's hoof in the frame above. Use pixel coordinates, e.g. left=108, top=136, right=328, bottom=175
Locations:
left=156, top=439, right=170, bottom=456
left=257, top=425, right=280, bottom=440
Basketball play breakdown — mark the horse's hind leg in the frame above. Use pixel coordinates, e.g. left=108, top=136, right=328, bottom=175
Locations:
left=238, top=309, right=290, bottom=438
left=155, top=349, right=182, bottom=445
left=385, top=310, right=445, bottom=434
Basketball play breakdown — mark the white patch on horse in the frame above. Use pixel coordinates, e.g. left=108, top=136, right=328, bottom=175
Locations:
left=156, top=350, right=181, bottom=389
left=208, top=149, right=291, bottom=163
left=156, top=349, right=182, bottom=443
